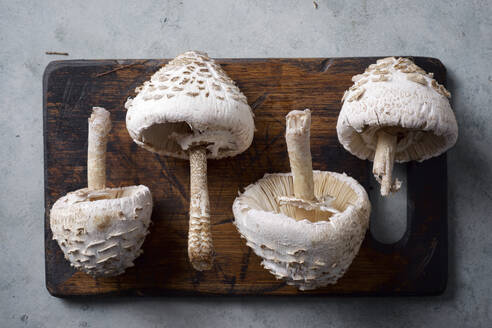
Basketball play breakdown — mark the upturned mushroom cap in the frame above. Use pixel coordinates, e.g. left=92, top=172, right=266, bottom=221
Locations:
left=50, top=185, right=152, bottom=277
left=233, top=171, right=370, bottom=290
left=337, top=57, right=458, bottom=162
left=125, top=51, right=255, bottom=159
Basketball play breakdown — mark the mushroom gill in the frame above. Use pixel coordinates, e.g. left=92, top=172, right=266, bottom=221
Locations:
left=240, top=172, right=359, bottom=223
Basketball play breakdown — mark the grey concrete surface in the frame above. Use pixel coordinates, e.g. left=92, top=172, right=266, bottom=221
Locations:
left=1, top=0, right=491, bottom=327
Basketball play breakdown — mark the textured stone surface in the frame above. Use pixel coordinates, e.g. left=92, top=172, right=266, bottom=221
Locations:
left=0, top=0, right=490, bottom=327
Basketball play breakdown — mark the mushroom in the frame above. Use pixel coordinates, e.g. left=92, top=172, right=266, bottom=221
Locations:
left=337, top=57, right=458, bottom=196
left=50, top=107, right=153, bottom=277
left=125, top=51, right=255, bottom=271
left=233, top=109, right=370, bottom=290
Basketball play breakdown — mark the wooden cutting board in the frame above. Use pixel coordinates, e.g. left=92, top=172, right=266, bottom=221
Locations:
left=44, top=57, right=447, bottom=296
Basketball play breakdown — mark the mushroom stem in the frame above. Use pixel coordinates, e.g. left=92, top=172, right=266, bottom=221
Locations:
left=285, top=110, right=317, bottom=220
left=372, top=130, right=398, bottom=196
left=87, top=107, right=111, bottom=190
left=188, top=146, right=214, bottom=271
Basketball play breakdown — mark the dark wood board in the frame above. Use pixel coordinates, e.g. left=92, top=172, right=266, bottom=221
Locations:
left=44, top=57, right=447, bottom=297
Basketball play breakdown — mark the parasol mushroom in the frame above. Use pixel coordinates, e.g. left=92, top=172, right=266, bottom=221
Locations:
left=50, top=107, right=153, bottom=277
left=337, top=57, right=458, bottom=196
left=233, top=109, right=370, bottom=290
left=125, top=51, right=255, bottom=271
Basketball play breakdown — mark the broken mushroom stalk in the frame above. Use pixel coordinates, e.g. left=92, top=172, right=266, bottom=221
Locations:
left=50, top=107, right=153, bottom=277
left=337, top=57, right=458, bottom=196
left=372, top=129, right=399, bottom=196
left=125, top=51, right=255, bottom=271
left=233, top=109, right=371, bottom=290
left=279, top=110, right=337, bottom=221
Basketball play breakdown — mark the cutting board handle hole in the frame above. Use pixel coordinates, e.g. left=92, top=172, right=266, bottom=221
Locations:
left=368, top=163, right=407, bottom=245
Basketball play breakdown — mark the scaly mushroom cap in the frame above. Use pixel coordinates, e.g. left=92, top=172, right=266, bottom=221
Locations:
left=337, top=57, right=458, bottom=162
left=233, top=171, right=370, bottom=290
left=50, top=185, right=152, bottom=277
left=125, top=51, right=255, bottom=159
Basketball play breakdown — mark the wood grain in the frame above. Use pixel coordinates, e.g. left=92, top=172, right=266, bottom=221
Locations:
left=44, top=57, right=447, bottom=296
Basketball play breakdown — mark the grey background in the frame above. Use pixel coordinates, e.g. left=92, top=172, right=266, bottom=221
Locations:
left=1, top=0, right=491, bottom=327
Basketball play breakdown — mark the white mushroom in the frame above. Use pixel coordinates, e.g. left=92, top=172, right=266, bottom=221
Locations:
left=337, top=57, right=458, bottom=196
left=50, top=107, right=153, bottom=277
left=233, top=109, right=370, bottom=290
left=125, top=51, right=255, bottom=271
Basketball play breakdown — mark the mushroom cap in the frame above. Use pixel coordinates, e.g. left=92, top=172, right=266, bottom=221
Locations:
left=337, top=57, right=458, bottom=162
left=125, top=51, right=255, bottom=160
left=50, top=185, right=152, bottom=277
left=233, top=171, right=370, bottom=290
